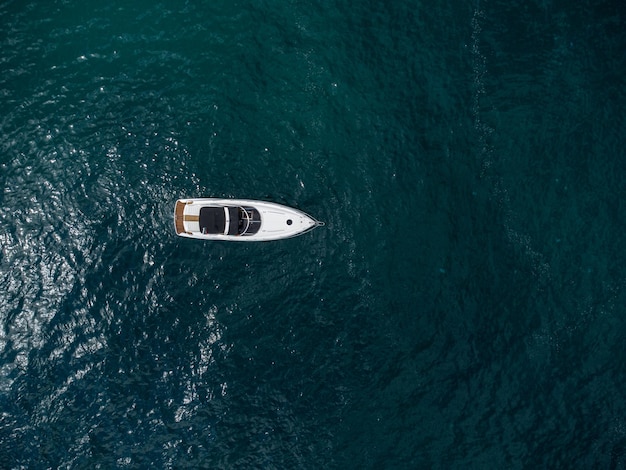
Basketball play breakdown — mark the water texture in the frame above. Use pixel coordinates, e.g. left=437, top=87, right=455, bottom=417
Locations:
left=1, top=0, right=625, bottom=467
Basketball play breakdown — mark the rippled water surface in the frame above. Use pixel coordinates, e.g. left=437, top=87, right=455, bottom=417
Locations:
left=1, top=0, right=626, bottom=467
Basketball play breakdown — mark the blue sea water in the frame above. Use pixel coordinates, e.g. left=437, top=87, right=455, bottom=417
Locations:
left=1, top=0, right=625, bottom=467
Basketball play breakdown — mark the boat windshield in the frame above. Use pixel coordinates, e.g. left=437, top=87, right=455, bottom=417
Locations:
left=237, top=207, right=261, bottom=235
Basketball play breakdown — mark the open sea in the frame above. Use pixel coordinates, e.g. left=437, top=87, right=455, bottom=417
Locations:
left=1, top=0, right=626, bottom=468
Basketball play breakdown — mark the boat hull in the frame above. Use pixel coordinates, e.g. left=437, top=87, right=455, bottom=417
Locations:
left=174, top=198, right=322, bottom=241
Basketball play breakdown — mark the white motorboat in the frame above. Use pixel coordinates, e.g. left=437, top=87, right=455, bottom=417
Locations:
left=174, top=198, right=324, bottom=241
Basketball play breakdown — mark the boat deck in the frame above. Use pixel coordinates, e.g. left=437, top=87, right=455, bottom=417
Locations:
left=174, top=200, right=186, bottom=234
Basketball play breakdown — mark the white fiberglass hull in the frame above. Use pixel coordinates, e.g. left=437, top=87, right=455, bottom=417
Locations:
left=174, top=198, right=323, bottom=241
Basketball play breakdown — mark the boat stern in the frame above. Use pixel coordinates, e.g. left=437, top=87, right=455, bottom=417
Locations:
left=174, top=199, right=186, bottom=234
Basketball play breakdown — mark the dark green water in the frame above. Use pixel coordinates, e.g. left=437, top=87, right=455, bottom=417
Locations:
left=1, top=0, right=625, bottom=467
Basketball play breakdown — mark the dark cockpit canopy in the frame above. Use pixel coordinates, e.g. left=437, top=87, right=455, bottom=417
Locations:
left=199, top=207, right=239, bottom=235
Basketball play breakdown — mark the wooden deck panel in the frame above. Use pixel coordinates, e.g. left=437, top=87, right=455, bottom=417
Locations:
left=174, top=200, right=186, bottom=234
